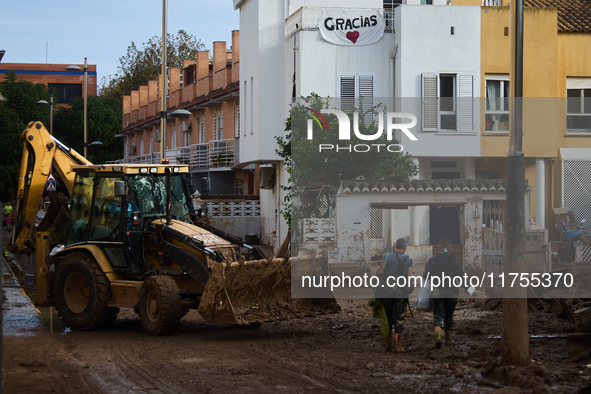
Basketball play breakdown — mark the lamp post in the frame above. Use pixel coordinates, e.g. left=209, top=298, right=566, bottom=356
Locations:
left=66, top=58, right=88, bottom=158
left=160, top=0, right=168, bottom=164
left=37, top=95, right=54, bottom=135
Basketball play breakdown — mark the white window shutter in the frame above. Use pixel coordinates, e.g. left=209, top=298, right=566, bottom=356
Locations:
left=458, top=75, right=474, bottom=131
left=422, top=72, right=438, bottom=131
left=359, top=74, right=374, bottom=124
left=340, top=75, right=356, bottom=113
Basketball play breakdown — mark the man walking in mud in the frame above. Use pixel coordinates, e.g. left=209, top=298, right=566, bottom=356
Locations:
left=376, top=238, right=414, bottom=352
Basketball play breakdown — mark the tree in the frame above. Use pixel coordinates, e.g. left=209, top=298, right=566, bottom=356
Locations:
left=0, top=72, right=53, bottom=201
left=99, top=30, right=205, bottom=106
left=276, top=94, right=418, bottom=227
left=54, top=95, right=123, bottom=164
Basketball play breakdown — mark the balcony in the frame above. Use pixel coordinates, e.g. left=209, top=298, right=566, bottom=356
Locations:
left=286, top=7, right=394, bottom=39
left=177, top=139, right=235, bottom=170
left=106, top=152, right=160, bottom=165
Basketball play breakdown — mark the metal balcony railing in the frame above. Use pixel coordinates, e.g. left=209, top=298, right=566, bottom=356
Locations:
left=209, top=139, right=235, bottom=168
left=175, top=139, right=235, bottom=169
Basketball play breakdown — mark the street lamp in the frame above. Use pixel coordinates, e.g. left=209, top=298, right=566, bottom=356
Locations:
left=66, top=58, right=88, bottom=158
left=160, top=0, right=168, bottom=164
left=84, top=141, right=104, bottom=148
left=169, top=109, right=191, bottom=117
left=37, top=95, right=54, bottom=135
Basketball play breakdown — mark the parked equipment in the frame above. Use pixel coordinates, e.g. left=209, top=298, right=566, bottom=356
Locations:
left=9, top=122, right=338, bottom=335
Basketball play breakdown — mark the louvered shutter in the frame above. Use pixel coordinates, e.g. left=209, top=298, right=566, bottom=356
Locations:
left=359, top=74, right=374, bottom=125
left=340, top=75, right=356, bottom=113
left=422, top=72, right=438, bottom=131
left=458, top=75, right=474, bottom=131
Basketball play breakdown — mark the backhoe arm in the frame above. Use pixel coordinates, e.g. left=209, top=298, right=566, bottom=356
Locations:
left=9, top=121, right=90, bottom=254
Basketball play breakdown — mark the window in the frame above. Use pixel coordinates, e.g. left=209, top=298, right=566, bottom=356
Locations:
left=48, top=83, right=82, bottom=104
left=422, top=73, right=475, bottom=132
left=383, top=0, right=403, bottom=8
left=218, top=115, right=224, bottom=140
left=567, top=82, right=591, bottom=133
left=171, top=126, right=177, bottom=150
left=140, top=137, right=144, bottom=156
left=485, top=75, right=510, bottom=132
left=440, top=75, right=456, bottom=130
left=199, top=120, right=205, bottom=143
left=338, top=73, right=375, bottom=125
left=184, top=129, right=191, bottom=146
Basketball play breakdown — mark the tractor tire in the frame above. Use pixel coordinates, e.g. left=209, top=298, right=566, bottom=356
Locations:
left=55, top=253, right=119, bottom=331
left=138, top=276, right=182, bottom=336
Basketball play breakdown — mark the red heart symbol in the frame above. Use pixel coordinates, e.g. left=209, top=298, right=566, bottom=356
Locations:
left=346, top=31, right=359, bottom=44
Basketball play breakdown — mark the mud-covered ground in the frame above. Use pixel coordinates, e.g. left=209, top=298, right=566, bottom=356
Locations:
left=4, top=296, right=591, bottom=394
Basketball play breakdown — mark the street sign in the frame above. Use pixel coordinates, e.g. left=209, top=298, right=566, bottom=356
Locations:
left=46, top=173, right=56, bottom=192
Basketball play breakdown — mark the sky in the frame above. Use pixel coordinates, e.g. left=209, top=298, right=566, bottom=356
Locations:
left=1, top=0, right=239, bottom=87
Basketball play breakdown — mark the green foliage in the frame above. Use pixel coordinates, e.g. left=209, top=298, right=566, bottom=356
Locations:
left=0, top=72, right=53, bottom=200
left=54, top=95, right=123, bottom=164
left=0, top=71, right=122, bottom=201
left=276, top=94, right=418, bottom=227
left=99, top=30, right=204, bottom=106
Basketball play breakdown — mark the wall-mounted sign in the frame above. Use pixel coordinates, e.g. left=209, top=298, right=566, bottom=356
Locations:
left=318, top=9, right=385, bottom=46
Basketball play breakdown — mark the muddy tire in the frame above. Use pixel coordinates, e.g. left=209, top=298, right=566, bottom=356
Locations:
left=55, top=253, right=119, bottom=331
left=138, top=276, right=182, bottom=336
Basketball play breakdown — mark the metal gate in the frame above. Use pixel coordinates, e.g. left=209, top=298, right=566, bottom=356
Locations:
left=563, top=160, right=591, bottom=261
left=482, top=200, right=505, bottom=275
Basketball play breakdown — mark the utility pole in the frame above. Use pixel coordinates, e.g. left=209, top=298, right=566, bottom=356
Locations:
left=160, top=0, right=168, bottom=164
left=502, top=0, right=530, bottom=366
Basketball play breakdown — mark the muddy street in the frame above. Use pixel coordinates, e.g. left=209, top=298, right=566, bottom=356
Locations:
left=4, top=295, right=591, bottom=393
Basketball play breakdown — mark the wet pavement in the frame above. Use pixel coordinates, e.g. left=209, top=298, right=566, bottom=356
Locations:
left=2, top=254, right=45, bottom=337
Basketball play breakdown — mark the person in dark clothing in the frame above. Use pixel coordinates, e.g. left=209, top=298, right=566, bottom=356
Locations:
left=423, top=237, right=473, bottom=349
left=376, top=238, right=414, bottom=353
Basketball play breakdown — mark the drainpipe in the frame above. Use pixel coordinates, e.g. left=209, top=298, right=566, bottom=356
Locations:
left=391, top=44, right=398, bottom=99
left=410, top=157, right=420, bottom=246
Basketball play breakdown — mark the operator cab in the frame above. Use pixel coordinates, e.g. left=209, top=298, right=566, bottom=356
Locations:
left=65, top=165, right=194, bottom=275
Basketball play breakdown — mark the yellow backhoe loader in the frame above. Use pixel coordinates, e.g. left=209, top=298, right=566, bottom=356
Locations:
left=8, top=122, right=338, bottom=335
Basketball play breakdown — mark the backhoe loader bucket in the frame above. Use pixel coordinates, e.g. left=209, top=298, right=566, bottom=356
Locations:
left=198, top=251, right=340, bottom=325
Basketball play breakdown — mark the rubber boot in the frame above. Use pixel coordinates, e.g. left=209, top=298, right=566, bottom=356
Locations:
left=434, top=326, right=443, bottom=349
left=394, top=332, right=405, bottom=353
left=386, top=333, right=393, bottom=352
left=445, top=330, right=453, bottom=346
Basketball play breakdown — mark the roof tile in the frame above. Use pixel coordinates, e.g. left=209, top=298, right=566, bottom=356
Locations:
left=525, top=0, right=591, bottom=32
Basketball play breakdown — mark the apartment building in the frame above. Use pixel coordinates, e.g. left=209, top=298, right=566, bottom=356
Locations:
left=234, top=0, right=591, bottom=265
left=0, top=62, right=97, bottom=103
left=118, top=31, right=259, bottom=197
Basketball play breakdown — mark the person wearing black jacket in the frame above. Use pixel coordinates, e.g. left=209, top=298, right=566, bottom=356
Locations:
left=422, top=237, right=473, bottom=349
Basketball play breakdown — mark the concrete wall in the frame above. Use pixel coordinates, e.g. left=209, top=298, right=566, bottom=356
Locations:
left=238, top=0, right=287, bottom=164
left=395, top=5, right=481, bottom=158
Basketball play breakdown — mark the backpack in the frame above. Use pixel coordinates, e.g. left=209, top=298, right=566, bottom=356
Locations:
left=391, top=252, right=414, bottom=296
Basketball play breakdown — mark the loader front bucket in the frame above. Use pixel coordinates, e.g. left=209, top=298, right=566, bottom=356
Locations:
left=198, top=252, right=340, bottom=325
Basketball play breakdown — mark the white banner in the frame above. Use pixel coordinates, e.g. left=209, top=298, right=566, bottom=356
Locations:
left=318, top=9, right=385, bottom=46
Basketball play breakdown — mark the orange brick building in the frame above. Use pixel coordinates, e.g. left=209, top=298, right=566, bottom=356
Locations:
left=0, top=62, right=97, bottom=103
left=119, top=31, right=259, bottom=196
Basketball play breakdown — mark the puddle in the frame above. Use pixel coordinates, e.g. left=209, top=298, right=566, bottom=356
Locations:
left=4, top=253, right=67, bottom=334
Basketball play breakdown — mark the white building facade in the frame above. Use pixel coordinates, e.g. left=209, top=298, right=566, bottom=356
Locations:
left=234, top=0, right=483, bottom=259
